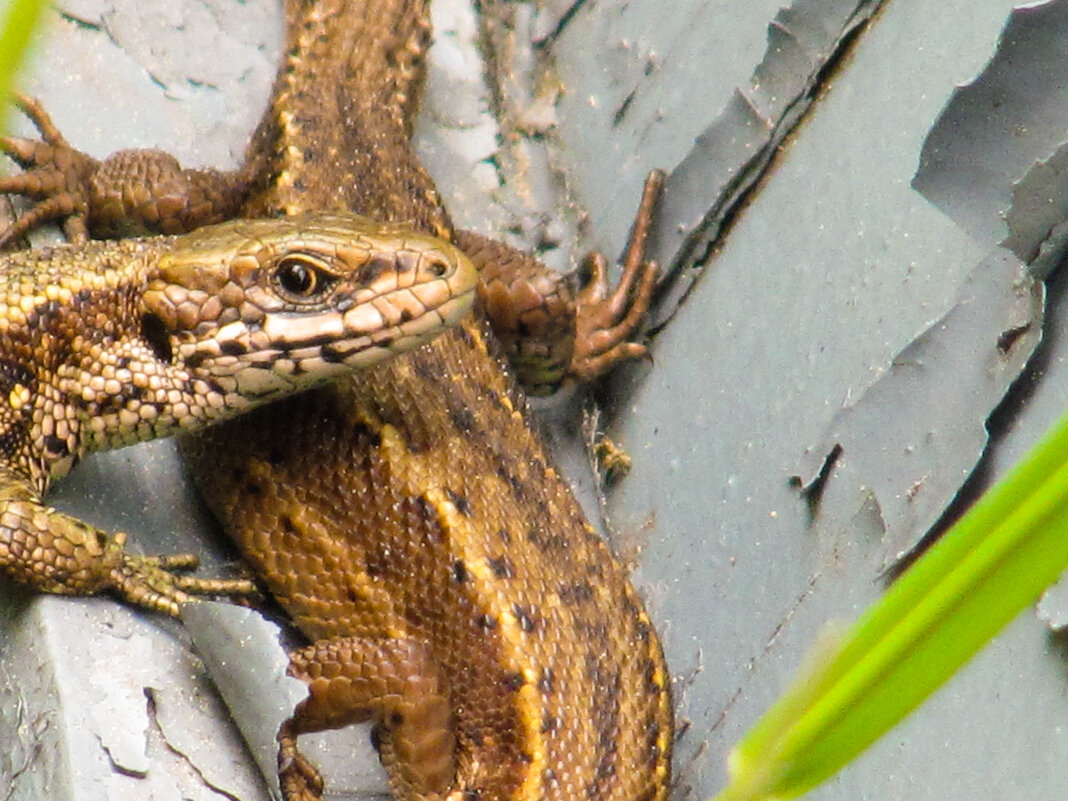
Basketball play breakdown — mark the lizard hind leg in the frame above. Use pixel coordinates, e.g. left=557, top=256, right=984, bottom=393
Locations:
left=280, top=636, right=457, bottom=801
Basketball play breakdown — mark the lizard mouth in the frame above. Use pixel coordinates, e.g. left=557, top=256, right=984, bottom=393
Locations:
left=265, top=286, right=474, bottom=373
left=181, top=267, right=476, bottom=400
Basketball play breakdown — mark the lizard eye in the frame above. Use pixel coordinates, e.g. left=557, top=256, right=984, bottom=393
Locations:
left=273, top=254, right=338, bottom=303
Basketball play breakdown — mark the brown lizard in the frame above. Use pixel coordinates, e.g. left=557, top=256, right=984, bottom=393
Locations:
left=0, top=2, right=673, bottom=800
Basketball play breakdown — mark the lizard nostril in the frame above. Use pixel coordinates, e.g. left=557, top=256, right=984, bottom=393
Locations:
left=426, top=257, right=449, bottom=279
left=140, top=312, right=174, bottom=364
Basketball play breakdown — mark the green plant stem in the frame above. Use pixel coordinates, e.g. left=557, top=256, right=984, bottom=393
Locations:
left=0, top=0, right=46, bottom=132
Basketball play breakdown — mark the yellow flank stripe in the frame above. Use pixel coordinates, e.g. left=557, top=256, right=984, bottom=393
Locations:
left=424, top=484, right=547, bottom=801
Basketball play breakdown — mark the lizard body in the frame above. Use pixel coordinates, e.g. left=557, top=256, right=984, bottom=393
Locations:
left=0, top=1, right=673, bottom=800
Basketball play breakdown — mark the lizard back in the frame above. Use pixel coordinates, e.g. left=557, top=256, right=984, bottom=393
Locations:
left=182, top=2, right=673, bottom=800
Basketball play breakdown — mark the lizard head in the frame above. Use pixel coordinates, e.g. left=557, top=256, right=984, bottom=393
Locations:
left=140, top=211, right=477, bottom=405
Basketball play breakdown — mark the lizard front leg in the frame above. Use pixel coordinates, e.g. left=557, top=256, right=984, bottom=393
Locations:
left=0, top=467, right=256, bottom=616
left=457, top=171, right=663, bottom=395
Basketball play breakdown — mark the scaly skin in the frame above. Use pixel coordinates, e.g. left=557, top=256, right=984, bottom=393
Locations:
left=0, top=1, right=672, bottom=800
left=0, top=212, right=476, bottom=614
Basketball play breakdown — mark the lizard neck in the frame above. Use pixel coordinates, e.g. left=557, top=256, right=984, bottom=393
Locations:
left=244, top=0, right=453, bottom=239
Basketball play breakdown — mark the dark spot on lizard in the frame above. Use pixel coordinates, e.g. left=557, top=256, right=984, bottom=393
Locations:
left=503, top=672, right=525, bottom=692
left=139, top=313, right=173, bottom=364
left=496, top=528, right=511, bottom=545
left=538, top=668, right=554, bottom=695
left=396, top=251, right=420, bottom=273
left=463, top=790, right=482, bottom=801
left=413, top=495, right=436, bottom=523
left=495, top=464, right=527, bottom=502
left=646, top=722, right=661, bottom=757
left=456, top=323, right=476, bottom=349
left=98, top=382, right=144, bottom=412
left=558, top=581, right=594, bottom=604
left=349, top=421, right=381, bottom=448
left=445, top=488, right=472, bottom=516
left=635, top=619, right=652, bottom=643
left=451, top=559, right=469, bottom=583
left=366, top=548, right=387, bottom=578
left=390, top=711, right=404, bottom=727
left=512, top=603, right=536, bottom=633
left=643, top=660, right=662, bottom=694
left=448, top=404, right=477, bottom=435
left=412, top=355, right=438, bottom=382
left=43, top=435, right=68, bottom=457
left=357, top=256, right=393, bottom=284
left=219, top=340, right=247, bottom=357
left=527, top=525, right=568, bottom=554
left=541, top=713, right=559, bottom=733
left=24, top=299, right=61, bottom=330
left=587, top=657, right=623, bottom=795
left=0, top=359, right=32, bottom=390
left=183, top=352, right=207, bottom=369
left=487, top=555, right=513, bottom=579
left=478, top=613, right=498, bottom=631
left=266, top=446, right=290, bottom=466
left=0, top=422, right=25, bottom=460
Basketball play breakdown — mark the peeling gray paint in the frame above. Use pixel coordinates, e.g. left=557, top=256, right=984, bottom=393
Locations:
left=914, top=1, right=1068, bottom=275
left=795, top=249, right=1044, bottom=567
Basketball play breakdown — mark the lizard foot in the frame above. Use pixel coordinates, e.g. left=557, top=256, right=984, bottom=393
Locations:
left=569, top=169, right=663, bottom=384
left=108, top=532, right=258, bottom=617
left=0, top=94, right=98, bottom=247
left=0, top=93, right=250, bottom=245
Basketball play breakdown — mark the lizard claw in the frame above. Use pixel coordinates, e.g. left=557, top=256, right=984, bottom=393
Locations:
left=0, top=94, right=98, bottom=248
left=569, top=170, right=663, bottom=384
left=106, top=532, right=258, bottom=617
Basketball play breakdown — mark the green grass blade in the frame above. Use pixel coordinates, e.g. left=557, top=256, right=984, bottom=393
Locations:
left=0, top=0, right=47, bottom=131
left=715, top=403, right=1068, bottom=801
